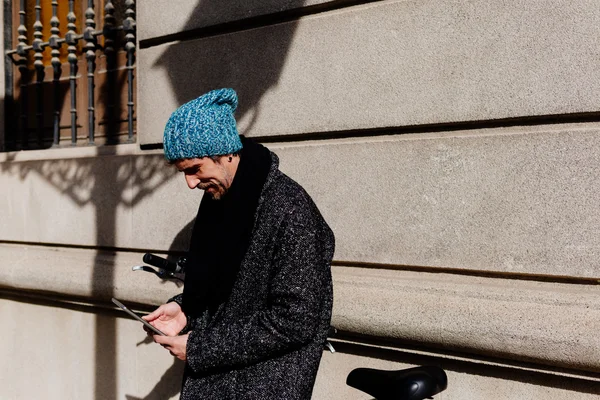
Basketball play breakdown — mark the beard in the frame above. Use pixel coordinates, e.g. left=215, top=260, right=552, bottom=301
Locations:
left=196, top=162, right=234, bottom=200
left=197, top=180, right=228, bottom=200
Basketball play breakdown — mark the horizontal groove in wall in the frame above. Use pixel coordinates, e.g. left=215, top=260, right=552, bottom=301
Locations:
left=139, top=0, right=381, bottom=49
left=0, top=240, right=186, bottom=258
left=0, top=142, right=164, bottom=163
left=2, top=241, right=597, bottom=286
left=330, top=335, right=600, bottom=383
left=0, top=288, right=158, bottom=314
left=257, top=112, right=600, bottom=143
left=140, top=112, right=600, bottom=150
left=332, top=261, right=600, bottom=286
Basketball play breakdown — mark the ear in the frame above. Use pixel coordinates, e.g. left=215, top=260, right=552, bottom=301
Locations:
left=228, top=156, right=233, bottom=162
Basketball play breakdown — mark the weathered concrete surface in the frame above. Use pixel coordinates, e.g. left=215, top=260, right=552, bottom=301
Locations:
left=331, top=266, right=600, bottom=373
left=138, top=0, right=600, bottom=144
left=1, top=278, right=598, bottom=400
left=0, top=298, right=183, bottom=400
left=314, top=346, right=600, bottom=399
left=1, top=243, right=598, bottom=373
left=2, top=125, right=600, bottom=277
left=277, top=124, right=600, bottom=278
left=138, top=0, right=347, bottom=41
left=0, top=244, right=181, bottom=306
left=0, top=145, right=199, bottom=252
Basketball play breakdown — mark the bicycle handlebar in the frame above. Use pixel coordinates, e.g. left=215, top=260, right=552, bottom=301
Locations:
left=142, top=253, right=184, bottom=274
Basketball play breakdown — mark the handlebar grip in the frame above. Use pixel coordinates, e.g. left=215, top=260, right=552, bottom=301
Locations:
left=143, top=253, right=179, bottom=272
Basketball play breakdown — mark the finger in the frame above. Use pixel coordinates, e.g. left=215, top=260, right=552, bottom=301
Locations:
left=153, top=334, right=173, bottom=345
left=152, top=334, right=165, bottom=344
left=144, top=324, right=160, bottom=337
left=143, top=306, right=164, bottom=321
left=142, top=313, right=156, bottom=321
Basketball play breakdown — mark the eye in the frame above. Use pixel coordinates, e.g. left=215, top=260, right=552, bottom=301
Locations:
left=183, top=166, right=200, bottom=174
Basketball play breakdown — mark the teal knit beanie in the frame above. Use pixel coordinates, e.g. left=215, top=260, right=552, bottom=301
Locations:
left=163, top=88, right=243, bottom=161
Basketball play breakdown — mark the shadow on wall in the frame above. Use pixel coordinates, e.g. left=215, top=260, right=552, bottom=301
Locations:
left=124, top=358, right=186, bottom=400
left=125, top=219, right=194, bottom=400
left=0, top=98, right=6, bottom=151
left=166, top=219, right=196, bottom=264
left=128, top=1, right=312, bottom=392
left=2, top=0, right=309, bottom=398
left=153, top=0, right=309, bottom=136
left=128, top=2, right=311, bottom=392
left=332, top=341, right=600, bottom=396
left=0, top=152, right=176, bottom=399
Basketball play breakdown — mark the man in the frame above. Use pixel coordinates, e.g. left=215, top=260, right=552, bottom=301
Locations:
left=143, top=88, right=334, bottom=399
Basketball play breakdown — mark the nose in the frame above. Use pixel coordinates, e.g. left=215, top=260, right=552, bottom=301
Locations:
left=184, top=174, right=199, bottom=190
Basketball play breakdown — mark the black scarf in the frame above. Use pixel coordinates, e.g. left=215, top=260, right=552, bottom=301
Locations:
left=182, top=137, right=272, bottom=318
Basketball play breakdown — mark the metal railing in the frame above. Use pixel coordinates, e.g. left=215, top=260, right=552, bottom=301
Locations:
left=5, top=0, right=136, bottom=150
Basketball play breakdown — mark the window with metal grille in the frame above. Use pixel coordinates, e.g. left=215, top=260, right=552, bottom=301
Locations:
left=3, top=0, right=136, bottom=151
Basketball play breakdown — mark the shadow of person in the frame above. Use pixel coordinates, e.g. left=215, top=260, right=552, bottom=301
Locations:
left=164, top=219, right=195, bottom=264
left=124, top=359, right=185, bottom=400
left=152, top=0, right=308, bottom=136
left=126, top=216, right=194, bottom=399
left=132, top=5, right=310, bottom=395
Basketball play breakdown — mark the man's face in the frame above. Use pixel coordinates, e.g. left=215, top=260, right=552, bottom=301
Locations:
left=174, top=156, right=234, bottom=200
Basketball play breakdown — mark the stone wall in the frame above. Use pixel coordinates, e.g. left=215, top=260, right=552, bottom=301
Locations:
left=1, top=0, right=599, bottom=398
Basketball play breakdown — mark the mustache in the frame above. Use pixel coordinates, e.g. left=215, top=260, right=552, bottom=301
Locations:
left=196, top=182, right=216, bottom=190
left=196, top=180, right=226, bottom=194
left=196, top=180, right=228, bottom=200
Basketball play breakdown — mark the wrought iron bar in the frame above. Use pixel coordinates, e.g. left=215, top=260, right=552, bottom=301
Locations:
left=84, top=0, right=97, bottom=144
left=104, top=0, right=116, bottom=141
left=17, top=0, right=28, bottom=149
left=50, top=0, right=61, bottom=146
left=6, top=0, right=137, bottom=150
left=33, top=0, right=45, bottom=147
left=124, top=0, right=136, bottom=142
left=103, top=0, right=116, bottom=55
left=66, top=0, right=78, bottom=145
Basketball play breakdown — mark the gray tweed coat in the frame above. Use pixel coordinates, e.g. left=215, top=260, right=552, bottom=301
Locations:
left=173, top=152, right=334, bottom=400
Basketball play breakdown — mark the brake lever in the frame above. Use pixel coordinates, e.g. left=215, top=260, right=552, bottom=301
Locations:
left=325, top=326, right=337, bottom=353
left=326, top=341, right=336, bottom=353
left=132, top=265, right=184, bottom=282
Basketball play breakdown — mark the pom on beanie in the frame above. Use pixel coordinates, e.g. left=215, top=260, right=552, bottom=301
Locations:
left=163, top=88, right=243, bottom=161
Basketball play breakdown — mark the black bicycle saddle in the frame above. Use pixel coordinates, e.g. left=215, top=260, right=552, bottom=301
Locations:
left=346, top=365, right=448, bottom=400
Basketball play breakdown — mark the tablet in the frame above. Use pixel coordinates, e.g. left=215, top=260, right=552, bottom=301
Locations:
left=112, top=297, right=166, bottom=336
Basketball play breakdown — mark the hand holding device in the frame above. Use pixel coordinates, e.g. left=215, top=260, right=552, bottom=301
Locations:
left=112, top=298, right=166, bottom=336
left=142, top=301, right=188, bottom=337
left=153, top=332, right=190, bottom=361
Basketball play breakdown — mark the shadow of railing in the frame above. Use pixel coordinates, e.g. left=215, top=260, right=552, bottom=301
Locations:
left=2, top=0, right=312, bottom=398
left=1, top=150, right=175, bottom=399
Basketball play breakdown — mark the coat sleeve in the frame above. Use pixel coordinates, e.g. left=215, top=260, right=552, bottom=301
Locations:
left=184, top=204, right=334, bottom=374
left=168, top=293, right=184, bottom=306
